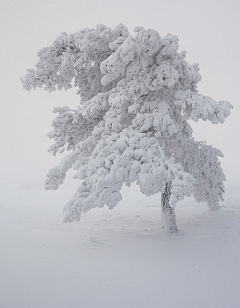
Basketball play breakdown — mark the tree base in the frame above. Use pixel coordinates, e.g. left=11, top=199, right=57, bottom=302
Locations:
left=161, top=182, right=178, bottom=234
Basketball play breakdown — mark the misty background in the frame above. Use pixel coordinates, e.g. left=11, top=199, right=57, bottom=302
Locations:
left=1, top=0, right=239, bottom=201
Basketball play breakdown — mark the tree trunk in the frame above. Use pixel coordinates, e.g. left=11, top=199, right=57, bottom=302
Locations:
left=161, top=182, right=178, bottom=233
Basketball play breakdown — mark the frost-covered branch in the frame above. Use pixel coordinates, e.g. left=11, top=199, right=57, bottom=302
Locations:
left=61, top=129, right=195, bottom=222
left=47, top=92, right=110, bottom=154
left=174, top=90, right=233, bottom=123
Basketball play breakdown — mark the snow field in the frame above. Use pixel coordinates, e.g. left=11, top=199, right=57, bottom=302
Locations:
left=1, top=171, right=239, bottom=308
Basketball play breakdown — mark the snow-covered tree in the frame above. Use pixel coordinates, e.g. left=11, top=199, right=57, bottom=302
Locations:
left=21, top=24, right=232, bottom=233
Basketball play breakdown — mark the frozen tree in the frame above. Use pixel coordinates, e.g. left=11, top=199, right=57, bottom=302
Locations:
left=21, top=24, right=232, bottom=233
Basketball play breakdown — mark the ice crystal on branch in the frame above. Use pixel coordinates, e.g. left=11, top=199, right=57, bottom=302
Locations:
left=21, top=24, right=232, bottom=228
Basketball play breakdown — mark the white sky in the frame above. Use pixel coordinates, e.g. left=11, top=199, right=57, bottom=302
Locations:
left=1, top=0, right=239, bottom=186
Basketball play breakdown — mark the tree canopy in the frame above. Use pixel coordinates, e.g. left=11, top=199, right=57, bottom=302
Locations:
left=21, top=24, right=232, bottom=226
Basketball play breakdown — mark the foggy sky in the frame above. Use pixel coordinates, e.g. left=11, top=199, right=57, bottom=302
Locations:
left=1, top=0, right=239, bottom=187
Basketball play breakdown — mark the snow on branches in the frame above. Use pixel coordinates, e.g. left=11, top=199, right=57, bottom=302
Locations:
left=59, top=130, right=195, bottom=222
left=21, top=24, right=232, bottom=223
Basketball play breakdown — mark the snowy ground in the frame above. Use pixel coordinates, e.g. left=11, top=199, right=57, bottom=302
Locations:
left=0, top=165, right=240, bottom=308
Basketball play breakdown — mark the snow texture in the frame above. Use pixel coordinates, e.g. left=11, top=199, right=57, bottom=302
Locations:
left=0, top=173, right=240, bottom=308
left=21, top=24, right=232, bottom=222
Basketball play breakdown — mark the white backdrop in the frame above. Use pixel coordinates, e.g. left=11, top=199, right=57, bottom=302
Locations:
left=1, top=0, right=239, bottom=187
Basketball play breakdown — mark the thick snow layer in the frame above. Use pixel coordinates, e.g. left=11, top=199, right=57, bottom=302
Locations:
left=0, top=168, right=239, bottom=308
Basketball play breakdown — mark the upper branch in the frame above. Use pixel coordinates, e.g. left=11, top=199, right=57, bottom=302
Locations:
left=174, top=90, right=233, bottom=124
left=20, top=24, right=130, bottom=101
